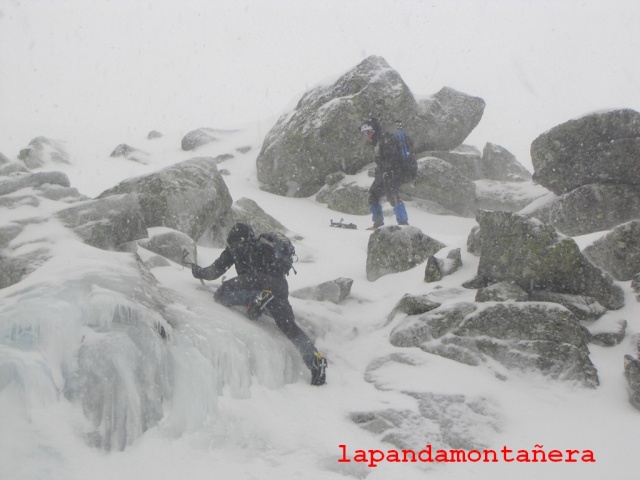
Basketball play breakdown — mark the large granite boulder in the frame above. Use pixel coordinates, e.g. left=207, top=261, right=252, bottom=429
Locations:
left=402, top=157, right=476, bottom=217
left=421, top=145, right=483, bottom=180
left=531, top=109, right=640, bottom=195
left=583, top=220, right=640, bottom=281
left=98, top=157, right=232, bottom=242
left=56, top=194, right=148, bottom=251
left=415, top=86, right=485, bottom=152
left=367, top=225, right=445, bottom=281
left=198, top=196, right=288, bottom=248
left=475, top=210, right=624, bottom=309
left=481, top=142, right=532, bottom=182
left=256, top=55, right=484, bottom=197
left=542, top=184, right=640, bottom=236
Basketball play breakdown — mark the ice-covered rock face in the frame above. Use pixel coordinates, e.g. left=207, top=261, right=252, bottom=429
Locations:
left=0, top=151, right=303, bottom=452
left=0, top=244, right=300, bottom=451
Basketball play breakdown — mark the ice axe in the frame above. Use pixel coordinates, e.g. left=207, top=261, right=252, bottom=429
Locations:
left=182, top=249, right=205, bottom=286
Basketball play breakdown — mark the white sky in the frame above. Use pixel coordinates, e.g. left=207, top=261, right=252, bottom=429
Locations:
left=1, top=0, right=640, bottom=167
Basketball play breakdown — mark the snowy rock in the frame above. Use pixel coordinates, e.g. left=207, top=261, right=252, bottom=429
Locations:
left=590, top=319, right=627, bottom=347
left=256, top=55, right=484, bottom=197
left=474, top=179, right=548, bottom=213
left=356, top=353, right=501, bottom=450
left=0, top=151, right=10, bottom=165
left=198, top=196, right=288, bottom=248
left=582, top=220, right=640, bottom=281
left=624, top=351, right=640, bottom=410
left=147, top=130, right=163, bottom=139
left=391, top=302, right=598, bottom=387
left=402, top=157, right=476, bottom=217
left=137, top=227, right=197, bottom=265
left=181, top=127, right=218, bottom=151
left=0, top=161, right=29, bottom=176
left=481, top=142, right=531, bottom=182
left=466, top=225, right=481, bottom=255
left=231, top=197, right=288, bottom=236
left=18, top=136, right=71, bottom=169
left=531, top=109, right=640, bottom=195
left=475, top=210, right=624, bottom=310
left=475, top=281, right=529, bottom=302
left=424, top=248, right=462, bottom=283
left=316, top=182, right=370, bottom=216
left=56, top=194, right=148, bottom=251
left=352, top=391, right=500, bottom=451
left=386, top=294, right=442, bottom=325
left=541, top=184, right=640, bottom=236
left=0, top=228, right=51, bottom=289
left=416, top=86, right=485, bottom=152
left=35, top=183, right=87, bottom=203
left=528, top=291, right=607, bottom=322
left=0, top=171, right=70, bottom=196
left=632, top=273, right=640, bottom=302
left=110, top=144, right=149, bottom=164
left=290, top=277, right=353, bottom=304
left=366, top=225, right=446, bottom=281
left=98, top=157, right=232, bottom=242
left=421, top=145, right=483, bottom=180
left=144, top=255, right=171, bottom=269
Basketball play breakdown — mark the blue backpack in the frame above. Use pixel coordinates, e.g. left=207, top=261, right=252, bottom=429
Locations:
left=396, top=122, right=417, bottom=183
left=257, top=232, right=297, bottom=276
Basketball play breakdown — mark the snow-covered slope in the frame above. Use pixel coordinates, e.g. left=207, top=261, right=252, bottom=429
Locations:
left=1, top=125, right=638, bottom=480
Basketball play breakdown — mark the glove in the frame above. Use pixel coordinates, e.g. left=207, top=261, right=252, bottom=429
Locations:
left=191, top=264, right=205, bottom=279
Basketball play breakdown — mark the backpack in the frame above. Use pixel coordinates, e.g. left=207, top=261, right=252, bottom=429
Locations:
left=257, top=232, right=297, bottom=276
left=396, top=123, right=418, bottom=183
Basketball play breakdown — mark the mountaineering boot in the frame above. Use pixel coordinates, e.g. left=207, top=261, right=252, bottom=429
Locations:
left=368, top=203, right=384, bottom=230
left=393, top=202, right=409, bottom=225
left=245, top=289, right=274, bottom=319
left=310, top=352, right=328, bottom=386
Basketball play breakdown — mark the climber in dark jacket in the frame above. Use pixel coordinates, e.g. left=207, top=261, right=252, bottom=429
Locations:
left=192, top=222, right=327, bottom=385
left=360, top=117, right=411, bottom=229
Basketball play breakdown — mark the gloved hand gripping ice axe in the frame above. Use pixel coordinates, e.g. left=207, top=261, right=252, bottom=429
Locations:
left=182, top=249, right=205, bottom=286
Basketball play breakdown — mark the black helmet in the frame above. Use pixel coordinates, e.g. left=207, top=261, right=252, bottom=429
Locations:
left=359, top=117, right=381, bottom=135
left=227, top=222, right=255, bottom=247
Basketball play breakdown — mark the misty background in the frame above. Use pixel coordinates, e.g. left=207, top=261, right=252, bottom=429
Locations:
left=1, top=0, right=639, bottom=170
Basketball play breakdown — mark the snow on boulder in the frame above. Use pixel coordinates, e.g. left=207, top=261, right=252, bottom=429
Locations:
left=391, top=302, right=599, bottom=387
left=98, top=157, right=232, bottom=242
left=366, top=225, right=445, bottom=281
left=17, top=136, right=71, bottom=169
left=56, top=194, right=148, bottom=251
left=256, top=55, right=484, bottom=197
left=531, top=109, right=640, bottom=195
left=582, top=220, right=640, bottom=281
left=475, top=210, right=624, bottom=310
left=137, top=227, right=197, bottom=265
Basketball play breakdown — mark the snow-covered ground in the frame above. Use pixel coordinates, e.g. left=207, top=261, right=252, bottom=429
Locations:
left=1, top=125, right=638, bottom=480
